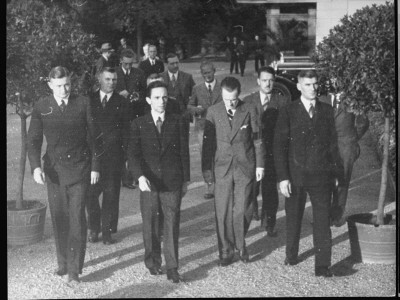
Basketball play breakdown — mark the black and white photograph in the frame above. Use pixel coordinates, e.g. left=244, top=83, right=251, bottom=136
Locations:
left=7, top=0, right=397, bottom=298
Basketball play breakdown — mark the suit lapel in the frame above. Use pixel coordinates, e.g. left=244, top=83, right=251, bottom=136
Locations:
left=144, top=113, right=162, bottom=148
left=211, top=81, right=221, bottom=105
left=230, top=101, right=248, bottom=141
left=160, top=114, right=174, bottom=155
left=215, top=102, right=232, bottom=140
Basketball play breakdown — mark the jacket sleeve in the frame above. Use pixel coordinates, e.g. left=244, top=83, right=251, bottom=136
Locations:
left=327, top=106, right=344, bottom=182
left=202, top=111, right=216, bottom=183
left=249, top=103, right=265, bottom=169
left=179, top=115, right=190, bottom=182
left=121, top=98, right=131, bottom=157
left=187, top=87, right=198, bottom=114
left=27, top=102, right=44, bottom=173
left=85, top=96, right=102, bottom=172
left=355, top=113, right=369, bottom=141
left=127, top=119, right=143, bottom=181
left=273, top=104, right=290, bottom=182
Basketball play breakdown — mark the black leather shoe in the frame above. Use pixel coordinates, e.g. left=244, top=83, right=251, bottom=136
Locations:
left=238, top=248, right=250, bottom=263
left=266, top=226, right=278, bottom=237
left=148, top=267, right=163, bottom=276
left=315, top=266, right=333, bottom=277
left=204, top=193, right=214, bottom=199
left=102, top=235, right=115, bottom=245
left=284, top=257, right=299, bottom=266
left=88, top=230, right=98, bottom=243
left=167, top=268, right=182, bottom=283
left=66, top=273, right=80, bottom=284
left=218, top=256, right=233, bottom=267
left=54, top=268, right=67, bottom=276
left=253, top=211, right=260, bottom=221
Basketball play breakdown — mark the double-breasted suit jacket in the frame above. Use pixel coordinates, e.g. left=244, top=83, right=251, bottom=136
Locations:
left=319, top=94, right=369, bottom=219
left=86, top=91, right=131, bottom=235
left=243, top=91, right=289, bottom=227
left=115, top=66, right=147, bottom=120
left=27, top=94, right=102, bottom=276
left=128, top=112, right=190, bottom=271
left=28, top=95, right=101, bottom=185
left=160, top=71, right=195, bottom=118
left=273, top=98, right=342, bottom=268
left=138, top=58, right=165, bottom=79
left=202, top=100, right=265, bottom=255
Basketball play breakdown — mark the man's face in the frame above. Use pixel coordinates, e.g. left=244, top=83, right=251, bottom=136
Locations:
left=120, top=39, right=126, bottom=46
left=99, top=71, right=117, bottom=94
left=148, top=46, right=157, bottom=59
left=167, top=56, right=179, bottom=73
left=255, top=35, right=259, bottom=41
left=201, top=65, right=215, bottom=83
left=297, top=77, right=318, bottom=101
left=146, top=87, right=168, bottom=114
left=222, top=88, right=239, bottom=110
left=257, top=71, right=275, bottom=95
left=103, top=50, right=113, bottom=59
left=121, top=56, right=134, bottom=72
left=48, top=76, right=71, bottom=99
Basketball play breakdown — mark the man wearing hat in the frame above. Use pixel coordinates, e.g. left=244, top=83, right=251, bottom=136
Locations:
left=93, top=43, right=115, bottom=77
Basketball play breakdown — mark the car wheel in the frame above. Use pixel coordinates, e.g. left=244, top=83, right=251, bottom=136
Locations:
left=273, top=81, right=292, bottom=102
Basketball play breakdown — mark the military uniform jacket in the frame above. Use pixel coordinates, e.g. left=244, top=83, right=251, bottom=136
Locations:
left=28, top=94, right=102, bottom=186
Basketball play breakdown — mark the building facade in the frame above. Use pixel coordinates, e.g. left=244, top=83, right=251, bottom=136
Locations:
left=236, top=0, right=393, bottom=55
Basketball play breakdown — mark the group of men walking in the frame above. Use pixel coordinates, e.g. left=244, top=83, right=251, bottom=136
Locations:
left=27, top=41, right=368, bottom=285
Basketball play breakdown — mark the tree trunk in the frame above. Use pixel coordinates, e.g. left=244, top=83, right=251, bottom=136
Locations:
left=16, top=94, right=27, bottom=210
left=136, top=15, right=143, bottom=63
left=376, top=116, right=390, bottom=225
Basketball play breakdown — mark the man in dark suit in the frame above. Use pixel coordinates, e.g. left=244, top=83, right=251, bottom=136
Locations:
left=252, top=35, right=265, bottom=73
left=273, top=70, right=342, bottom=277
left=319, top=88, right=369, bottom=227
left=115, top=49, right=147, bottom=189
left=27, top=66, right=102, bottom=284
left=160, top=53, right=195, bottom=136
left=138, top=44, right=165, bottom=79
left=187, top=60, right=222, bottom=200
left=237, top=39, right=247, bottom=77
left=117, top=37, right=133, bottom=56
left=86, top=67, right=131, bottom=245
left=202, top=77, right=265, bottom=267
left=93, top=42, right=115, bottom=77
left=128, top=81, right=190, bottom=283
left=229, top=36, right=239, bottom=74
left=243, top=66, right=289, bottom=235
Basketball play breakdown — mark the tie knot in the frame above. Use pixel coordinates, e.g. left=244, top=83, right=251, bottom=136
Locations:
left=309, top=103, right=315, bottom=118
left=102, top=95, right=107, bottom=108
left=60, top=99, right=66, bottom=112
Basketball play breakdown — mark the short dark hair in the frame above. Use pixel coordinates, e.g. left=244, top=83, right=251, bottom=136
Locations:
left=298, top=69, right=318, bottom=81
left=98, top=67, right=116, bottom=76
left=147, top=80, right=168, bottom=97
left=48, top=66, right=70, bottom=79
left=146, top=73, right=164, bottom=86
left=166, top=53, right=178, bottom=61
left=200, top=60, right=215, bottom=72
left=148, top=44, right=157, bottom=50
left=120, top=48, right=135, bottom=59
left=221, top=76, right=241, bottom=95
left=258, top=66, right=275, bottom=78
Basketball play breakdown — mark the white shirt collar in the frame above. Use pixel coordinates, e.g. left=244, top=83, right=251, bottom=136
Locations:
left=54, top=95, right=69, bottom=106
left=102, top=53, right=109, bottom=61
left=205, top=79, right=216, bottom=91
left=151, top=110, right=165, bottom=125
left=122, top=67, right=130, bottom=75
left=100, top=90, right=113, bottom=102
left=168, top=71, right=178, bottom=81
left=300, top=96, right=316, bottom=111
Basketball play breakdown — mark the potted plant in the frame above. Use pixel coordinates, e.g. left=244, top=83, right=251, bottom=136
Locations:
left=314, top=2, right=395, bottom=264
left=7, top=0, right=97, bottom=246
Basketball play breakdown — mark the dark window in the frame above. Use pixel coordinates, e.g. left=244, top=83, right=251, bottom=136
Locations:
left=280, top=4, right=314, bottom=14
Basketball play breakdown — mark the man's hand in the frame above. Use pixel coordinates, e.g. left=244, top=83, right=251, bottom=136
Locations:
left=196, top=106, right=205, bottom=115
left=181, top=181, right=189, bottom=198
left=335, top=178, right=339, bottom=188
left=119, top=90, right=130, bottom=99
left=33, top=167, right=45, bottom=185
left=256, top=167, right=264, bottom=182
left=138, top=175, right=151, bottom=192
left=279, top=180, right=292, bottom=198
left=91, top=171, right=100, bottom=185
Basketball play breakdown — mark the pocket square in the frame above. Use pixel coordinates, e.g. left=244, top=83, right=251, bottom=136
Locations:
left=240, top=125, right=248, bottom=130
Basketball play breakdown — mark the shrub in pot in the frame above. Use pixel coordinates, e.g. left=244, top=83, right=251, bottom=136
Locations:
left=313, top=2, right=395, bottom=263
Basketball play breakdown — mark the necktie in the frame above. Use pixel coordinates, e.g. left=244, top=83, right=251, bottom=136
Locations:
left=309, top=103, right=315, bottom=118
left=156, top=116, right=163, bottom=134
left=102, top=95, right=107, bottom=108
left=227, top=109, right=234, bottom=126
left=262, top=95, right=270, bottom=111
left=208, top=84, right=212, bottom=94
left=60, top=99, right=66, bottom=113
left=151, top=60, right=154, bottom=66
left=171, top=74, right=176, bottom=88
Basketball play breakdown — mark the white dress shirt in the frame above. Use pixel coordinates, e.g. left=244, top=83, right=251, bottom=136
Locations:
left=300, top=96, right=316, bottom=112
left=151, top=110, right=165, bottom=126
left=100, top=90, right=113, bottom=103
left=168, top=71, right=179, bottom=81
left=53, top=95, right=69, bottom=106
left=259, top=91, right=271, bottom=107
left=205, top=79, right=216, bottom=91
